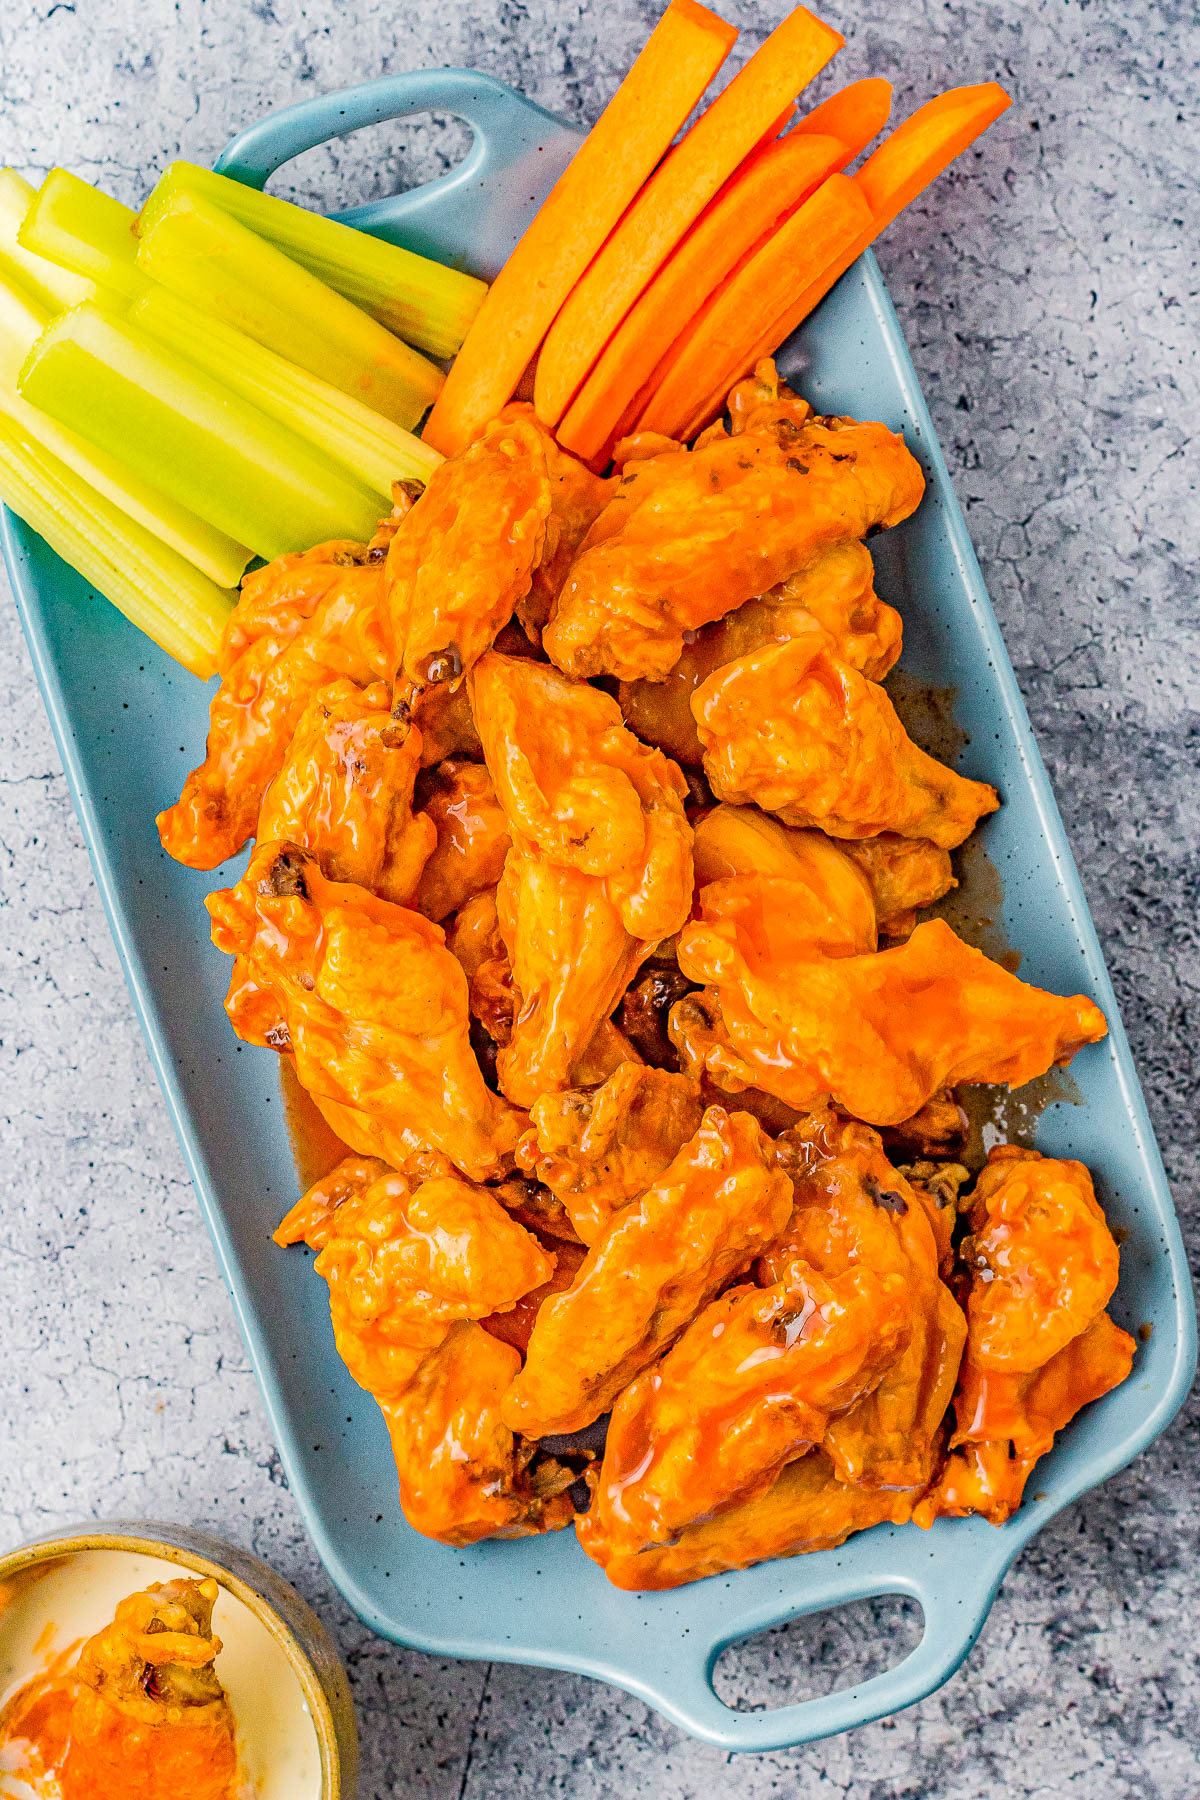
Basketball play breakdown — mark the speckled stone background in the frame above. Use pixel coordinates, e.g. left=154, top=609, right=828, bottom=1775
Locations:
left=1, top=1, right=1197, bottom=1792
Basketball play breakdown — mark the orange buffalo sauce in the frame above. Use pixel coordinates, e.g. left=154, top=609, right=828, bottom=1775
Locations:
left=0, top=1577, right=239, bottom=1800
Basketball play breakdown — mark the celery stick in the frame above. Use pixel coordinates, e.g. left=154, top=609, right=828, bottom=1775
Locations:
left=20, top=302, right=383, bottom=561
left=0, top=271, right=250, bottom=586
left=19, top=167, right=143, bottom=299
left=136, top=186, right=443, bottom=429
left=131, top=284, right=441, bottom=504
left=0, top=410, right=235, bottom=678
left=0, top=168, right=96, bottom=312
left=145, top=161, right=486, bottom=360
left=0, top=269, right=49, bottom=379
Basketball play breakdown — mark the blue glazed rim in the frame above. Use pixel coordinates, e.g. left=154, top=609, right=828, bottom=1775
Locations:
left=3, top=69, right=1195, bottom=1753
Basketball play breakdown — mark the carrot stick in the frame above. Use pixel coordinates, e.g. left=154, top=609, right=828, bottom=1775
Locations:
left=423, top=0, right=737, bottom=456
left=853, top=80, right=1011, bottom=228
left=635, top=173, right=873, bottom=440
left=638, top=81, right=1010, bottom=439
left=533, top=4, right=844, bottom=429
left=556, top=130, right=850, bottom=466
left=792, top=76, right=892, bottom=156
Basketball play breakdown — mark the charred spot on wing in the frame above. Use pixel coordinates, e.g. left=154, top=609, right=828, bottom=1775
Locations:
left=538, top=1416, right=610, bottom=1460
left=260, top=849, right=310, bottom=900
left=422, top=643, right=464, bottom=686
left=863, top=1172, right=908, bottom=1214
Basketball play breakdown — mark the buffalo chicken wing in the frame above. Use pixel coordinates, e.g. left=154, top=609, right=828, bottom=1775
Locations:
left=502, top=1108, right=792, bottom=1438
left=544, top=415, right=924, bottom=682
left=208, top=843, right=525, bottom=1179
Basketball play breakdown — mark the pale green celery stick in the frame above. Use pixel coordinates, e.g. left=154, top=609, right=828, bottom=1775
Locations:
left=135, top=186, right=443, bottom=429
left=0, top=272, right=251, bottom=588
left=0, top=168, right=96, bottom=311
left=19, top=167, right=144, bottom=298
left=130, top=284, right=441, bottom=505
left=144, top=161, right=486, bottom=360
left=0, top=410, right=235, bottom=678
left=20, top=302, right=383, bottom=561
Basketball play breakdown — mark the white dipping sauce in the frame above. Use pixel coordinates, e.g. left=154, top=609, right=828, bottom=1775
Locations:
left=0, top=1548, right=323, bottom=1800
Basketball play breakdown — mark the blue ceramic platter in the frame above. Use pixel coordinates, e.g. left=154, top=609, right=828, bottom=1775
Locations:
left=3, top=71, right=1194, bottom=1754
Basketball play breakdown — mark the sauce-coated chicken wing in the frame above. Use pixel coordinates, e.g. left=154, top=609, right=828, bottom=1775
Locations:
left=0, top=1577, right=240, bottom=1800
left=675, top=914, right=1107, bottom=1124
left=518, top=440, right=615, bottom=643
left=619, top=539, right=903, bottom=765
left=691, top=803, right=878, bottom=960
left=208, top=842, right=525, bottom=1179
left=588, top=1259, right=907, bottom=1554
left=543, top=415, right=923, bottom=682
left=159, top=543, right=389, bottom=869
left=276, top=1158, right=554, bottom=1401
left=255, top=677, right=435, bottom=904
left=386, top=404, right=558, bottom=729
left=770, top=1114, right=966, bottom=1489
left=519, top=1062, right=704, bottom=1243
left=694, top=635, right=999, bottom=847
left=578, top=1447, right=912, bottom=1591
left=384, top=1322, right=577, bottom=1544
left=471, top=651, right=693, bottom=1104
left=277, top=1160, right=571, bottom=1542
left=445, top=886, right=514, bottom=1045
left=836, top=831, right=955, bottom=935
left=502, top=1108, right=792, bottom=1438
left=915, top=1146, right=1133, bottom=1525
left=414, top=757, right=512, bottom=921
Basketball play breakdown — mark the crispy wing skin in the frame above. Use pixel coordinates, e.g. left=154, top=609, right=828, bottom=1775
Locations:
left=694, top=636, right=998, bottom=847
left=502, top=1108, right=793, bottom=1438
left=386, top=404, right=555, bottom=728
left=579, top=1448, right=912, bottom=1591
left=543, top=416, right=923, bottom=682
left=837, top=832, right=955, bottom=935
left=415, top=758, right=512, bottom=921
left=0, top=1578, right=239, bottom=1800
left=277, top=1161, right=553, bottom=1403
left=770, top=1115, right=966, bottom=1489
left=207, top=842, right=525, bottom=1179
left=384, top=1323, right=576, bottom=1544
left=588, top=1261, right=907, bottom=1552
left=726, top=359, right=816, bottom=439
left=256, top=678, right=435, bottom=904
left=520, top=1062, right=705, bottom=1243
left=674, top=915, right=1108, bottom=1124
left=915, top=1146, right=1132, bottom=1526
left=159, top=545, right=389, bottom=869
left=471, top=652, right=693, bottom=1104
left=619, top=540, right=901, bottom=764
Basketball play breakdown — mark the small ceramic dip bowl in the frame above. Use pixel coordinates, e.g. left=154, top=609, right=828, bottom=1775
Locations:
left=0, top=1521, right=356, bottom=1799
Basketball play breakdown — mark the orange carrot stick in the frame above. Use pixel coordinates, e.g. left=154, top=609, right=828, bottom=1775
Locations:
left=556, top=130, right=850, bottom=466
left=533, top=5, right=844, bottom=429
left=792, top=76, right=893, bottom=155
left=854, top=80, right=1010, bottom=227
left=638, top=81, right=1010, bottom=440
left=423, top=0, right=737, bottom=456
left=635, top=173, right=873, bottom=440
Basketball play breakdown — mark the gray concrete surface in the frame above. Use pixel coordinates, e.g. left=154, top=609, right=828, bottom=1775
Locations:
left=1, top=1, right=1197, bottom=1793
